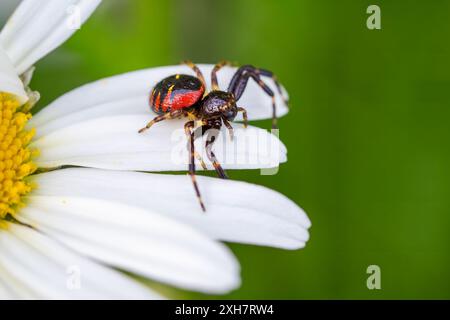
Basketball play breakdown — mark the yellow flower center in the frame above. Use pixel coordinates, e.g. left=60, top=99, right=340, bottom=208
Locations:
left=0, top=92, right=37, bottom=221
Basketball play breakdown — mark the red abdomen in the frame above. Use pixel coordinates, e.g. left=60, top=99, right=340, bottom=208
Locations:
left=149, top=74, right=204, bottom=114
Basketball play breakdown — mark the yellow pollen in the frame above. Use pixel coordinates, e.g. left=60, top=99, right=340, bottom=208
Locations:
left=0, top=92, right=37, bottom=220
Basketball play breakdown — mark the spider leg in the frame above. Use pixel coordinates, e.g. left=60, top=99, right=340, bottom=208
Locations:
left=228, top=65, right=286, bottom=101
left=204, top=126, right=229, bottom=179
left=211, top=60, right=233, bottom=91
left=227, top=65, right=247, bottom=93
left=221, top=117, right=234, bottom=141
left=191, top=126, right=207, bottom=170
left=182, top=60, right=206, bottom=88
left=256, top=68, right=288, bottom=106
left=194, top=151, right=207, bottom=170
left=237, top=107, right=248, bottom=128
left=185, top=120, right=206, bottom=212
left=228, top=67, right=279, bottom=129
left=138, top=109, right=187, bottom=133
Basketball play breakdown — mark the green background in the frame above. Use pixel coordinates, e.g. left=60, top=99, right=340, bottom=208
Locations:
left=3, top=0, right=450, bottom=299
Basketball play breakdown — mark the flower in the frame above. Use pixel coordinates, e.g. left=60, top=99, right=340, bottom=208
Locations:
left=0, top=0, right=311, bottom=299
left=28, top=64, right=311, bottom=251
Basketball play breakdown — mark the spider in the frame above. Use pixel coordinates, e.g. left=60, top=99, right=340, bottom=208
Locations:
left=138, top=60, right=287, bottom=211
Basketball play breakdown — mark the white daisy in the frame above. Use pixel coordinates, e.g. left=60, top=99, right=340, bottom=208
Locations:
left=0, top=0, right=311, bottom=299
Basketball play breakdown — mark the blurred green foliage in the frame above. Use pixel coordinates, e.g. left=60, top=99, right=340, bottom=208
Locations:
left=3, top=0, right=450, bottom=299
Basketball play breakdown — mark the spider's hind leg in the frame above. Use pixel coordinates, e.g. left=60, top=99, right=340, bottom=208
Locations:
left=211, top=60, right=234, bottom=91
left=182, top=60, right=206, bottom=88
left=138, top=109, right=187, bottom=133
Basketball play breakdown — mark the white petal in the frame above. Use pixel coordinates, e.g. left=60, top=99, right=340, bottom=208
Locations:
left=0, top=274, right=18, bottom=299
left=0, top=223, right=161, bottom=299
left=0, top=44, right=27, bottom=103
left=0, top=0, right=102, bottom=74
left=32, top=168, right=311, bottom=249
left=29, top=64, right=289, bottom=131
left=18, top=195, right=241, bottom=294
left=31, top=114, right=287, bottom=171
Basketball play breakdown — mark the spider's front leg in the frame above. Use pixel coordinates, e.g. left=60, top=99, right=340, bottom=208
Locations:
left=228, top=65, right=284, bottom=129
left=185, top=120, right=207, bottom=212
left=237, top=107, right=248, bottom=128
left=255, top=68, right=288, bottom=107
left=221, top=118, right=234, bottom=141
left=190, top=126, right=208, bottom=170
left=204, top=125, right=229, bottom=179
